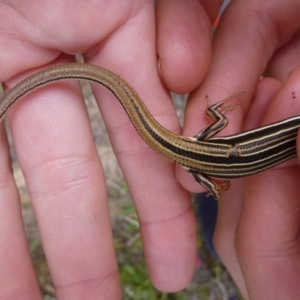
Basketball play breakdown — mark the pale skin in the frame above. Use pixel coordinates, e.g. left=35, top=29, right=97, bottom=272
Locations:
left=1, top=1, right=300, bottom=300
left=158, top=0, right=300, bottom=299
left=0, top=1, right=195, bottom=299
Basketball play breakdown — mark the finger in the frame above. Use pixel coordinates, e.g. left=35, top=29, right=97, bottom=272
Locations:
left=178, top=0, right=300, bottom=191
left=5, top=55, right=121, bottom=298
left=86, top=3, right=196, bottom=292
left=0, top=0, right=135, bottom=80
left=238, top=169, right=300, bottom=299
left=155, top=0, right=215, bottom=93
left=266, top=33, right=300, bottom=81
left=0, top=124, right=42, bottom=299
left=242, top=77, right=281, bottom=130
left=236, top=69, right=300, bottom=299
left=213, top=77, right=281, bottom=298
left=214, top=180, right=248, bottom=297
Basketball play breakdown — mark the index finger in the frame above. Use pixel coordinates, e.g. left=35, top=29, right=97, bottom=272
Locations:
left=86, top=2, right=197, bottom=292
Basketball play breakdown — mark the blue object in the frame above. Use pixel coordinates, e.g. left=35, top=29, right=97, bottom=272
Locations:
left=196, top=193, right=220, bottom=261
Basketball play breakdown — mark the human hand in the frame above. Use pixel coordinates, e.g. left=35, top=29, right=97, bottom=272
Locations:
left=156, top=0, right=300, bottom=299
left=0, top=1, right=201, bottom=298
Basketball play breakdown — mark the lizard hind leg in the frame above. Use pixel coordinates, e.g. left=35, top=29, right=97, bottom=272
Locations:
left=190, top=171, right=230, bottom=200
left=195, top=92, right=244, bottom=141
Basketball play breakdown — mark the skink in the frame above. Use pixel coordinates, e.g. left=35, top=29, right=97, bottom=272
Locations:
left=1, top=63, right=299, bottom=199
